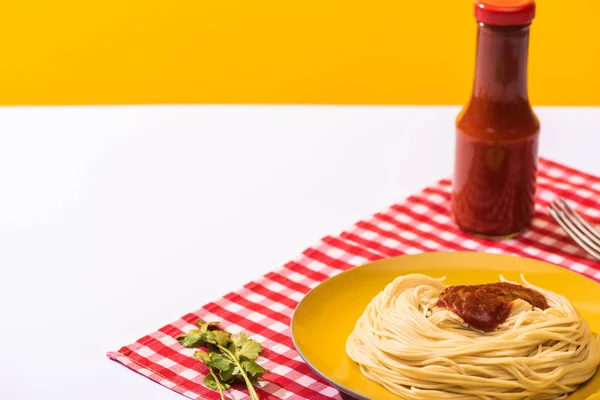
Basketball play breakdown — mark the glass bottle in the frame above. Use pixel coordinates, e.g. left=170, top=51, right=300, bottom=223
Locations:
left=452, top=0, right=539, bottom=239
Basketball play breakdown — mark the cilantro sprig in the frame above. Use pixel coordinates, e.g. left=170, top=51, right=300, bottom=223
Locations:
left=177, top=320, right=268, bottom=400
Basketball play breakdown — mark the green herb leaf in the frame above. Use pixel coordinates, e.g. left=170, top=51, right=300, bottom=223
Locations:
left=212, top=330, right=232, bottom=347
left=194, top=350, right=211, bottom=364
left=220, top=380, right=231, bottom=390
left=218, top=364, right=237, bottom=384
left=196, top=319, right=221, bottom=333
left=237, top=339, right=262, bottom=361
left=204, top=331, right=217, bottom=344
left=203, top=374, right=219, bottom=390
left=177, top=329, right=205, bottom=348
left=241, top=360, right=268, bottom=380
left=225, top=341, right=236, bottom=355
left=181, top=321, right=266, bottom=400
left=231, top=332, right=249, bottom=348
left=206, top=342, right=219, bottom=354
left=209, top=352, right=233, bottom=371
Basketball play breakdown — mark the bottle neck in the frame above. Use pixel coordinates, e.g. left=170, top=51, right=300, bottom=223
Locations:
left=472, top=23, right=531, bottom=103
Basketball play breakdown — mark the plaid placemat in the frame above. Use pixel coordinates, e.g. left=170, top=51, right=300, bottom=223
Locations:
left=107, top=157, right=600, bottom=400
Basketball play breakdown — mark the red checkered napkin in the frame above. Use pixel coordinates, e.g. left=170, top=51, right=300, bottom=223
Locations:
left=107, top=157, right=600, bottom=400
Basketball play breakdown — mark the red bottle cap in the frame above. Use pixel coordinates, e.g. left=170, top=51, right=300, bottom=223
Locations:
left=474, top=0, right=536, bottom=26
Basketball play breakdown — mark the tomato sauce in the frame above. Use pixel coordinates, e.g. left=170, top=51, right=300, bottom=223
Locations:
left=452, top=1, right=539, bottom=239
left=437, top=282, right=548, bottom=332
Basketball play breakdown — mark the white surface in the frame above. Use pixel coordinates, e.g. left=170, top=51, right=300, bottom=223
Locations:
left=0, top=105, right=598, bottom=400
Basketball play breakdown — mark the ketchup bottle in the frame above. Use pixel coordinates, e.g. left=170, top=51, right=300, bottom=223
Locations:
left=452, top=0, right=539, bottom=239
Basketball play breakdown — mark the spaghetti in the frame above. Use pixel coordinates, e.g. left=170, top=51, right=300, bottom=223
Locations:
left=346, top=274, right=600, bottom=399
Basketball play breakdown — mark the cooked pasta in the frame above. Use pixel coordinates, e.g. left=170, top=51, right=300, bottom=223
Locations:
left=346, top=274, right=600, bottom=399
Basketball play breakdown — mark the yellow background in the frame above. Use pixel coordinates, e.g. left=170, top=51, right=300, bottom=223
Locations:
left=0, top=0, right=598, bottom=106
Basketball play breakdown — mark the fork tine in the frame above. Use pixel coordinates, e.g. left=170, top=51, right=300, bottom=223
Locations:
left=552, top=201, right=600, bottom=254
left=548, top=204, right=600, bottom=261
left=558, top=197, right=600, bottom=246
left=554, top=200, right=600, bottom=255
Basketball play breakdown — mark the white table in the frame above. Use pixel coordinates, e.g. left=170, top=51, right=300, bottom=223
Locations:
left=1, top=105, right=598, bottom=400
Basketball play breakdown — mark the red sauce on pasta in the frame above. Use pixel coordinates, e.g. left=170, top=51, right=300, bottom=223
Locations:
left=437, top=282, right=547, bottom=332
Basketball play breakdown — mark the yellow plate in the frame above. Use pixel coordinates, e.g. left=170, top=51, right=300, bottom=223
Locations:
left=291, top=252, right=600, bottom=400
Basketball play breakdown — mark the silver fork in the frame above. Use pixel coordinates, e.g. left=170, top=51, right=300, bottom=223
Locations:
left=548, top=198, right=600, bottom=261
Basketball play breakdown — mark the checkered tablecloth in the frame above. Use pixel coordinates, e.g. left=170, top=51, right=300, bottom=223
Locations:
left=107, top=157, right=600, bottom=400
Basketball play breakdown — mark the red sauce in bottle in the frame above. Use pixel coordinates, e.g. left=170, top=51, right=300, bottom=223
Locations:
left=437, top=282, right=547, bottom=332
left=452, top=0, right=540, bottom=239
